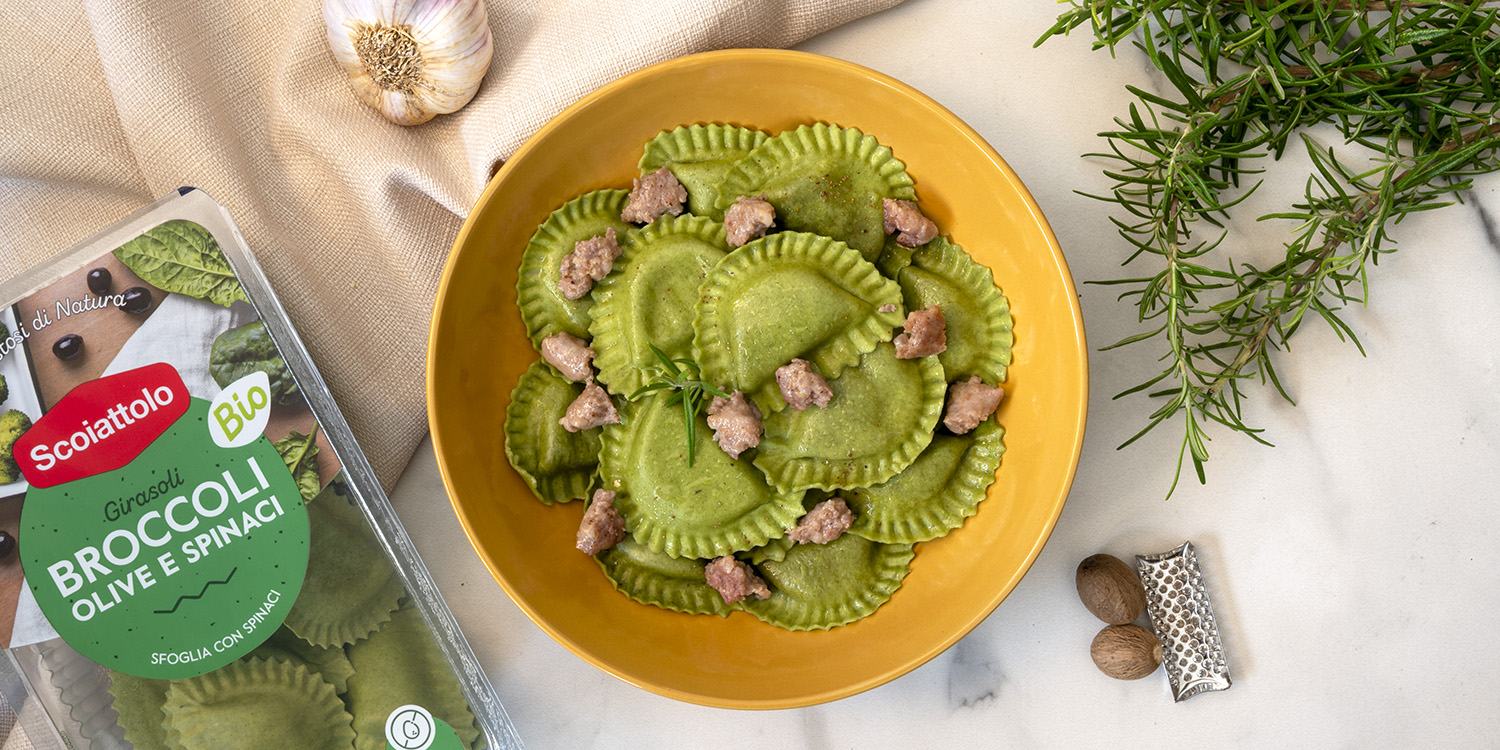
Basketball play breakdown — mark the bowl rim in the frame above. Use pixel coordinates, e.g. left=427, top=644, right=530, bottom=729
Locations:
left=427, top=47, right=1089, bottom=709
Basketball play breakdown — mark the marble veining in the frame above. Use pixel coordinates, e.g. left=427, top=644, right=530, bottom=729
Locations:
left=1468, top=192, right=1500, bottom=251
left=945, top=638, right=1003, bottom=710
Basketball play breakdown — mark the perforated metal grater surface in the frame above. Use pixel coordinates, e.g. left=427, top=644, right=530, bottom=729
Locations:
left=1137, top=542, right=1231, bottom=701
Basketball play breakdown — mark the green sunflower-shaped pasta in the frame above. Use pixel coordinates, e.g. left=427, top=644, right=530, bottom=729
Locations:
left=504, top=361, right=601, bottom=505
left=245, top=625, right=357, bottom=694
left=345, top=606, right=481, bottom=750
left=693, top=231, right=905, bottom=411
left=639, top=124, right=771, bottom=217
left=738, top=533, right=915, bottom=630
left=838, top=418, right=1005, bottom=543
left=283, top=483, right=405, bottom=648
left=107, top=671, right=171, bottom=750
left=715, top=123, right=915, bottom=259
left=601, top=394, right=806, bottom=560
left=595, top=535, right=732, bottom=617
left=755, top=343, right=945, bottom=493
left=589, top=214, right=729, bottom=396
left=517, top=189, right=633, bottom=346
left=895, top=237, right=1014, bottom=382
left=161, top=659, right=355, bottom=750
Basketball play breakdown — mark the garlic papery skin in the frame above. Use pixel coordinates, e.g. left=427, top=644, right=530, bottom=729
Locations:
left=323, top=0, right=494, bottom=126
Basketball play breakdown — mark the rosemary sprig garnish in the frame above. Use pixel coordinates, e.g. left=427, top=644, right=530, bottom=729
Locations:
left=1038, top=2, right=1500, bottom=496
left=628, top=344, right=730, bottom=466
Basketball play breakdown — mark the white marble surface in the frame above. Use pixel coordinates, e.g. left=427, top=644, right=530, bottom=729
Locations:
left=391, top=1, right=1500, bottom=747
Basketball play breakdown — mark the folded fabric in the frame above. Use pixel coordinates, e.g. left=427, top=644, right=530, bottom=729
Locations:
left=101, top=295, right=258, bottom=396
left=0, top=0, right=905, bottom=487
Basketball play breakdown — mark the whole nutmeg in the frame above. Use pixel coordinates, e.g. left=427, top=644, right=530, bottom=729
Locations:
left=1076, top=553, right=1147, bottom=624
left=1090, top=624, right=1163, bottom=680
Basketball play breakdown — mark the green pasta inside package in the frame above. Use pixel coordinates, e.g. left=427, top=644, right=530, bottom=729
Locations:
left=507, top=122, right=1014, bottom=631
left=0, top=190, right=515, bottom=750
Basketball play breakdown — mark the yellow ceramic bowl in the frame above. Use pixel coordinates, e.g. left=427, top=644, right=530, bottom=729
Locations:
left=428, top=49, right=1087, bottom=709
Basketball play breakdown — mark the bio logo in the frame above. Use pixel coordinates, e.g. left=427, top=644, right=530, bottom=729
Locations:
left=209, top=371, right=271, bottom=448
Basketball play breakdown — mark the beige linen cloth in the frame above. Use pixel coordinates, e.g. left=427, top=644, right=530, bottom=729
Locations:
left=0, top=0, right=903, bottom=489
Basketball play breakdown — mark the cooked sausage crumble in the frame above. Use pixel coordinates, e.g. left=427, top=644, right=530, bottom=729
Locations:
left=775, top=358, right=833, bottom=411
left=724, top=194, right=776, bottom=247
left=621, top=166, right=688, bottom=224
left=541, top=332, right=596, bottom=382
left=559, top=381, right=621, bottom=432
left=942, top=376, right=1004, bottom=434
left=881, top=197, right=938, bottom=248
left=787, top=497, right=855, bottom=545
left=558, top=227, right=621, bottom=300
left=706, top=390, right=763, bottom=458
left=576, top=489, right=626, bottom=555
left=705, top=555, right=771, bottom=603
left=894, top=304, right=947, bottom=359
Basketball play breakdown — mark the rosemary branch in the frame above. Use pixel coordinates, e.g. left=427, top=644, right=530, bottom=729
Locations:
left=1040, top=1, right=1500, bottom=496
left=1210, top=119, right=1500, bottom=396
left=628, top=344, right=730, bottom=467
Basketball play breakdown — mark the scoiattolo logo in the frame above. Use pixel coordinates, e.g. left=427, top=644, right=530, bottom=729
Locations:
left=15, top=363, right=189, bottom=488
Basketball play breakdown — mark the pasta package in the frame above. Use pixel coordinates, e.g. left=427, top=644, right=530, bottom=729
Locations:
left=0, top=190, right=519, bottom=749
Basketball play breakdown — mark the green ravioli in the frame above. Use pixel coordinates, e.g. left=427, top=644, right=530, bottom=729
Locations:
left=161, top=659, right=355, bottom=750
left=504, top=361, right=601, bottom=505
left=596, top=535, right=732, bottom=617
left=693, top=231, right=905, bottom=411
left=715, top=123, right=915, bottom=259
left=895, top=237, right=1014, bottom=382
left=283, top=483, right=404, bottom=648
left=503, top=121, right=1015, bottom=633
left=517, top=189, right=633, bottom=346
left=640, top=124, right=771, bottom=217
left=244, top=625, right=357, bottom=694
left=600, top=394, right=805, bottom=560
left=839, top=417, right=1005, bottom=543
left=739, top=533, right=915, bottom=631
left=108, top=670, right=172, bottom=750
left=755, top=343, right=945, bottom=493
left=590, top=214, right=729, bottom=396
left=345, top=607, right=480, bottom=750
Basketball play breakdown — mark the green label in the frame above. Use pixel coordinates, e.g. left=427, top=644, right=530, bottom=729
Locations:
left=20, top=399, right=310, bottom=679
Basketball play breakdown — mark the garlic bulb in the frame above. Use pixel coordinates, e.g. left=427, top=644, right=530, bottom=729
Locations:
left=323, top=0, right=494, bottom=126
